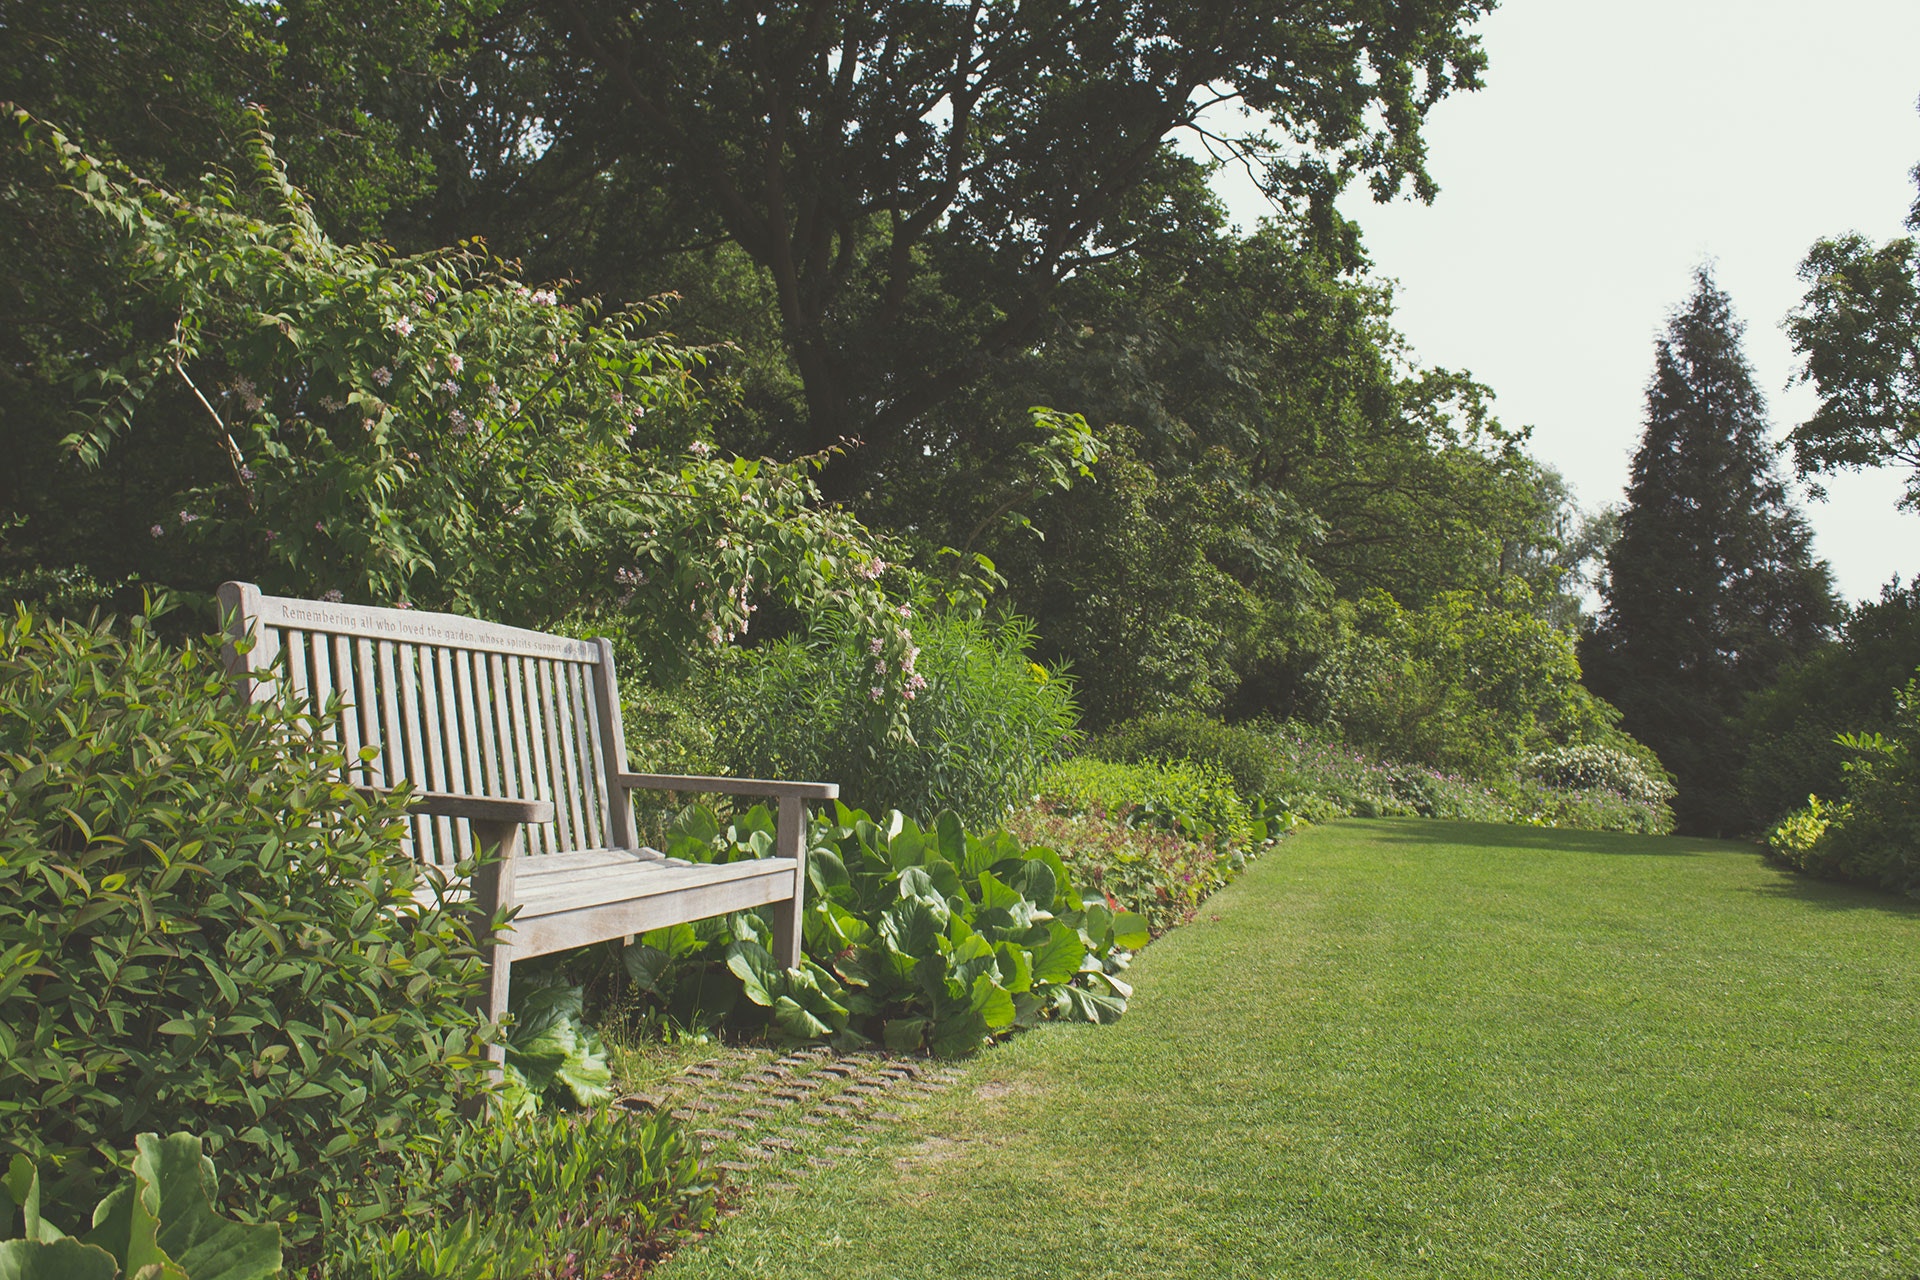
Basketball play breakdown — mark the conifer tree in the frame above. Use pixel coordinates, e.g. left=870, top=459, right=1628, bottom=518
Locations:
left=1583, top=270, right=1839, bottom=835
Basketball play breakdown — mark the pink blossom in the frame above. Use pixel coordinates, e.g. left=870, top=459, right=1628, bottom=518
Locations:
left=392, top=316, right=413, bottom=337
left=897, top=604, right=912, bottom=619
left=321, top=589, right=345, bottom=603
left=446, top=353, right=464, bottom=375
left=150, top=524, right=164, bottom=538
left=869, top=687, right=884, bottom=701
left=372, top=366, right=392, bottom=387
left=531, top=288, right=558, bottom=307
left=178, top=510, right=197, bottom=525
left=394, top=599, right=413, bottom=610
left=689, top=439, right=713, bottom=457
left=314, top=521, right=325, bottom=533
left=869, top=637, right=885, bottom=654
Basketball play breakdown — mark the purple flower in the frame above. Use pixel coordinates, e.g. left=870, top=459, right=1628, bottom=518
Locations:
left=321, top=588, right=345, bottom=603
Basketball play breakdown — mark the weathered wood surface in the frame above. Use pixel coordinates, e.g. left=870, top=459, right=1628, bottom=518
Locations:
left=218, top=581, right=838, bottom=1060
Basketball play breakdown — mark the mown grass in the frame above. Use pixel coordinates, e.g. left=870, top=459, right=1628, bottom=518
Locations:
left=657, top=819, right=1920, bottom=1279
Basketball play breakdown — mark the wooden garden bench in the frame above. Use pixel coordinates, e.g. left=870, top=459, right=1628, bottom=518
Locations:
left=218, top=582, right=836, bottom=1060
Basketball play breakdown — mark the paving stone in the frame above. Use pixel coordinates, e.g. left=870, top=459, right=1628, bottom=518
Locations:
left=670, top=1109, right=695, bottom=1121
left=693, top=1129, right=734, bottom=1141
left=680, top=1099, right=721, bottom=1113
left=812, top=1105, right=853, bottom=1119
left=716, top=1117, right=756, bottom=1131
left=806, top=1156, right=838, bottom=1169
left=738, top=1108, right=777, bottom=1120
left=744, top=1146, right=779, bottom=1161
left=758, top=1137, right=800, bottom=1151
left=912, top=1082, right=946, bottom=1093
left=723, top=1081, right=763, bottom=1095
left=682, top=1064, right=725, bottom=1078
left=713, top=1161, right=755, bottom=1173
left=765, top=1182, right=800, bottom=1192
left=794, top=1115, right=830, bottom=1126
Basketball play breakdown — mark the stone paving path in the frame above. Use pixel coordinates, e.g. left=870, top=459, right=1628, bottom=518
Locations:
left=618, top=1047, right=964, bottom=1200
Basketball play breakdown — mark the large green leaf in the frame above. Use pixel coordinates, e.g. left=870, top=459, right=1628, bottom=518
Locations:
left=881, top=1017, right=930, bottom=1052
left=1111, top=911, right=1151, bottom=950
left=81, top=1179, right=174, bottom=1279
left=136, top=1133, right=283, bottom=1280
left=1029, top=923, right=1087, bottom=985
left=724, top=940, right=781, bottom=1008
left=0, top=1238, right=119, bottom=1280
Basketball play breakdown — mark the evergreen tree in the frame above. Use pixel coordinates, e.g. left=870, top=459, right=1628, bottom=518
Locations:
left=1583, top=269, right=1839, bottom=835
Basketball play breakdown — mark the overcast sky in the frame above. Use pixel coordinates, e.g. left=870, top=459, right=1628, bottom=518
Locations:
left=1210, top=0, right=1920, bottom=603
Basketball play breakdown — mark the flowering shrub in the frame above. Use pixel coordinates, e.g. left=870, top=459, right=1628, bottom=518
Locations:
left=1524, top=743, right=1676, bottom=810
left=14, top=109, right=915, bottom=690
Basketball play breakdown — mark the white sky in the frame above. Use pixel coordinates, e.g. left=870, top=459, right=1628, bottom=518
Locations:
left=1208, top=0, right=1920, bottom=603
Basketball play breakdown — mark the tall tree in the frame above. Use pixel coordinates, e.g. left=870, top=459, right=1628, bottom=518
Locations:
left=1583, top=269, right=1839, bottom=835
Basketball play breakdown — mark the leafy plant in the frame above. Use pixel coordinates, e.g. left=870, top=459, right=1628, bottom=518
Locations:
left=629, top=802, right=1146, bottom=1055
left=1, top=1133, right=282, bottom=1280
left=1524, top=743, right=1676, bottom=810
left=500, top=982, right=614, bottom=1116
left=0, top=606, right=494, bottom=1241
left=706, top=610, right=1079, bottom=824
left=317, top=1109, right=716, bottom=1280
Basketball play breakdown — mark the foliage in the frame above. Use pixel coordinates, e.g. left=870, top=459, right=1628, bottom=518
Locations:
left=705, top=610, right=1079, bottom=825
left=1764, top=674, right=1920, bottom=897
left=1092, top=713, right=1289, bottom=803
left=318, top=1109, right=717, bottom=1280
left=1582, top=269, right=1839, bottom=835
left=1787, top=156, right=1920, bottom=507
left=623, top=802, right=1147, bottom=1055
left=499, top=983, right=614, bottom=1117
left=1297, top=584, right=1626, bottom=780
left=1738, top=578, right=1920, bottom=830
left=1523, top=743, right=1676, bottom=812
left=8, top=109, right=916, bottom=688
left=1033, top=758, right=1257, bottom=852
left=1013, top=756, right=1281, bottom=936
left=0, top=607, right=494, bottom=1240
left=1, top=1133, right=282, bottom=1280
left=422, top=0, right=1494, bottom=480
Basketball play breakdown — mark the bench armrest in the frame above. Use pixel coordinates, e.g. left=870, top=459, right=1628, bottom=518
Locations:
left=358, top=786, right=556, bottom=825
left=614, top=772, right=838, bottom=801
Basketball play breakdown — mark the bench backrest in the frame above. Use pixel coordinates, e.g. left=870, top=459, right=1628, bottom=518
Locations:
left=218, top=582, right=636, bottom=867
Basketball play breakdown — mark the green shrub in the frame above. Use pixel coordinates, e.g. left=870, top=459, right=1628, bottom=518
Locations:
left=1092, top=713, right=1283, bottom=800
left=1036, top=757, right=1254, bottom=848
left=1766, top=675, right=1920, bottom=896
left=707, top=611, right=1078, bottom=825
left=0, top=607, right=493, bottom=1241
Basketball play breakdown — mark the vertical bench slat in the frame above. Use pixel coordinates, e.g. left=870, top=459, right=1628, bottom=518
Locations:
left=414, top=645, right=457, bottom=864
left=443, top=646, right=481, bottom=864
left=329, top=634, right=363, bottom=768
left=353, top=637, right=384, bottom=789
left=506, top=655, right=546, bottom=856
left=373, top=639, right=419, bottom=861
left=541, top=660, right=586, bottom=851
left=470, top=650, right=503, bottom=801
left=592, top=639, right=637, bottom=850
left=308, top=629, right=337, bottom=746
left=569, top=662, right=608, bottom=849
left=283, top=629, right=312, bottom=715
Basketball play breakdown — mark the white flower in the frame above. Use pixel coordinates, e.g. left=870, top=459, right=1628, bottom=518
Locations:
left=321, top=589, right=345, bottom=603
left=372, top=366, right=392, bottom=387
left=446, top=353, right=464, bottom=375
left=689, top=439, right=713, bottom=457
left=392, top=316, right=413, bottom=337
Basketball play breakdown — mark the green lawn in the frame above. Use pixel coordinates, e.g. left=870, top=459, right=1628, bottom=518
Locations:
left=656, top=819, right=1920, bottom=1279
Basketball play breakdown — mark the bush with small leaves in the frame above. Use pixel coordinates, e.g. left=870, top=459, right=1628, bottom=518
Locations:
left=0, top=606, right=494, bottom=1245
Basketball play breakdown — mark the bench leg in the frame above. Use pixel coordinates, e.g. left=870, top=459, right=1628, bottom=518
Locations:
left=771, top=794, right=808, bottom=969
left=469, top=819, right=522, bottom=1076
left=771, top=794, right=810, bottom=967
